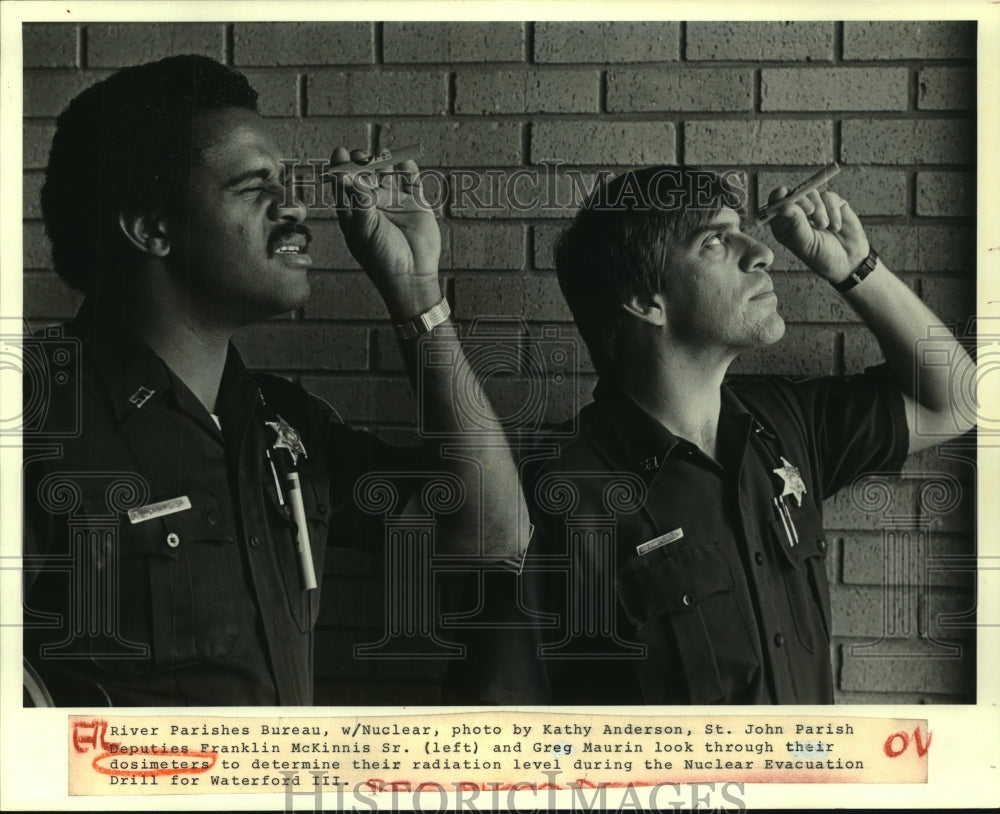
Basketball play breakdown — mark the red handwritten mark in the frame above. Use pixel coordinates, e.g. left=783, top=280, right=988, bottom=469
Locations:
left=72, top=720, right=120, bottom=754
left=91, top=748, right=218, bottom=778
left=914, top=728, right=932, bottom=756
left=883, top=728, right=932, bottom=758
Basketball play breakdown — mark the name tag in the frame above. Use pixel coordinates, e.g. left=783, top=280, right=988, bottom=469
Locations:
left=636, top=527, right=684, bottom=556
left=128, top=496, right=192, bottom=524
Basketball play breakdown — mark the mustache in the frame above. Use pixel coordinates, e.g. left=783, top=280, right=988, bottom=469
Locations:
left=267, top=223, right=312, bottom=253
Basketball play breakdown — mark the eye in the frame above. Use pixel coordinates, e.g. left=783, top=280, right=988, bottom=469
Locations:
left=240, top=178, right=284, bottom=197
left=704, top=232, right=725, bottom=247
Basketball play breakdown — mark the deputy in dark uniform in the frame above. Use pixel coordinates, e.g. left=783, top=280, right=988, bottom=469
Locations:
left=454, top=166, right=974, bottom=705
left=23, top=55, right=528, bottom=706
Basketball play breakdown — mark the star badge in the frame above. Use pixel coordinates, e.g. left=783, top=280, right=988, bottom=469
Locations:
left=773, top=456, right=807, bottom=507
left=266, top=415, right=308, bottom=466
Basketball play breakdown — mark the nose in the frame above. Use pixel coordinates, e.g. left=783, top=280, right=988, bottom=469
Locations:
left=270, top=177, right=308, bottom=224
left=739, top=233, right=774, bottom=273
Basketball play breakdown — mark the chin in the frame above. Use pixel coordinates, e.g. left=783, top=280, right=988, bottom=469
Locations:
left=757, top=314, right=786, bottom=346
left=273, top=276, right=313, bottom=313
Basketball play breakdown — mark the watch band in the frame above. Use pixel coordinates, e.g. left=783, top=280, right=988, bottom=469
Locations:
left=392, top=296, right=451, bottom=340
left=833, top=246, right=879, bottom=293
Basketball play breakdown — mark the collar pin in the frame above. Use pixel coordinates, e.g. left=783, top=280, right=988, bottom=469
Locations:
left=128, top=386, right=155, bottom=409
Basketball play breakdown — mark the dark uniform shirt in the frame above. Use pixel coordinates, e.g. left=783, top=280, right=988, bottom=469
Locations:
left=23, top=305, right=420, bottom=706
left=457, top=367, right=908, bottom=705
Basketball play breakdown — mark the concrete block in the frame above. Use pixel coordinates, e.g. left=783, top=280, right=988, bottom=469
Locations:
left=234, top=22, right=373, bottom=66
left=823, top=481, right=919, bottom=530
left=242, top=69, right=299, bottom=117
left=378, top=121, right=523, bottom=167
left=687, top=21, right=833, bottom=61
left=920, top=276, right=976, bottom=327
left=87, top=23, right=224, bottom=67
left=449, top=223, right=526, bottom=270
left=23, top=271, right=82, bottom=322
left=757, top=168, right=907, bottom=217
left=531, top=121, right=676, bottom=165
left=761, top=67, right=908, bottom=111
left=23, top=172, right=44, bottom=219
left=841, top=531, right=976, bottom=588
left=453, top=274, right=572, bottom=322
left=234, top=322, right=369, bottom=371
left=843, top=21, right=975, bottom=61
left=607, top=68, right=753, bottom=112
left=841, top=119, right=974, bottom=165
left=24, top=23, right=78, bottom=67
left=918, top=66, right=975, bottom=111
left=915, top=171, right=975, bottom=217
left=24, top=122, right=56, bottom=169
left=301, top=272, right=388, bottom=320
left=383, top=22, right=524, bottom=63
left=23, top=70, right=112, bottom=118
left=839, top=639, right=974, bottom=696
left=309, top=70, right=448, bottom=116
left=448, top=169, right=603, bottom=219
left=686, top=120, right=833, bottom=165
left=535, top=22, right=679, bottom=63
left=23, top=221, right=51, bottom=270
left=455, top=69, right=600, bottom=114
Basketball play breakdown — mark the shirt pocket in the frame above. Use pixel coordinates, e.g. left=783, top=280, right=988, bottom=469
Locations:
left=770, top=504, right=832, bottom=653
left=615, top=541, right=759, bottom=704
left=264, top=471, right=329, bottom=633
left=115, top=488, right=239, bottom=668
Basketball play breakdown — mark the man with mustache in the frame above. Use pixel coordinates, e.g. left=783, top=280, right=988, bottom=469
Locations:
left=456, top=166, right=975, bottom=705
left=23, top=55, right=527, bottom=706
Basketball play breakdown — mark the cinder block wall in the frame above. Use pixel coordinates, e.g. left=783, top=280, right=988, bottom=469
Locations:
left=22, top=20, right=977, bottom=704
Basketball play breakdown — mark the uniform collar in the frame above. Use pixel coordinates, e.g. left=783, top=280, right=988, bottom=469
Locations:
left=591, top=379, right=679, bottom=479
left=71, top=300, right=173, bottom=425
left=721, top=378, right=777, bottom=442
left=589, top=377, right=775, bottom=479
left=71, top=300, right=255, bottom=430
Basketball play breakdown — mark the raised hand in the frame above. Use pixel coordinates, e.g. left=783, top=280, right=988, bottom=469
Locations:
left=329, top=146, right=442, bottom=321
left=766, top=186, right=870, bottom=284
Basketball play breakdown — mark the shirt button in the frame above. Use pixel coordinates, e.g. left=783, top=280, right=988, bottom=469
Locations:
left=207, top=511, right=219, bottom=525
left=166, top=532, right=180, bottom=548
left=774, top=632, right=785, bottom=647
left=249, top=534, right=260, bottom=548
left=754, top=551, right=764, bottom=565
left=681, top=593, right=696, bottom=607
left=817, top=539, right=827, bottom=553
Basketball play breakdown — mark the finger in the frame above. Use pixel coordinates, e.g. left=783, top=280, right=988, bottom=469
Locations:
left=796, top=192, right=816, bottom=217
left=821, top=190, right=843, bottom=232
left=767, top=185, right=788, bottom=205
left=395, top=159, right=419, bottom=182
left=330, top=146, right=351, bottom=165
left=766, top=185, right=806, bottom=225
left=803, top=189, right=827, bottom=228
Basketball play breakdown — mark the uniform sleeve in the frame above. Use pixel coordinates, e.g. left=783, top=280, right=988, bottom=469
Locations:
left=444, top=564, right=552, bottom=704
left=764, top=364, right=910, bottom=499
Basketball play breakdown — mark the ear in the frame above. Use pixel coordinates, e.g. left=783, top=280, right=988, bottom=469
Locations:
left=117, top=211, right=171, bottom=257
left=622, top=292, right=667, bottom=327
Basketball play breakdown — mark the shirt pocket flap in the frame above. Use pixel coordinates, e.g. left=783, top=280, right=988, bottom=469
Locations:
left=125, top=489, right=233, bottom=557
left=615, top=543, right=735, bottom=628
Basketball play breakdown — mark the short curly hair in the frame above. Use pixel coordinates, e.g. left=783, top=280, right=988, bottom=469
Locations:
left=40, top=55, right=259, bottom=297
left=555, top=166, right=746, bottom=376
